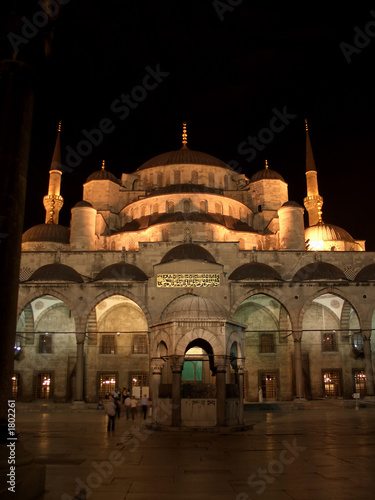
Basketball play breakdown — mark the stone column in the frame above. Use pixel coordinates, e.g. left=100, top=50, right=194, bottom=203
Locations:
left=215, top=357, right=227, bottom=426
left=237, top=364, right=245, bottom=425
left=292, top=331, right=305, bottom=399
left=362, top=331, right=374, bottom=397
left=74, top=333, right=85, bottom=401
left=150, top=358, right=164, bottom=424
left=170, top=356, right=184, bottom=426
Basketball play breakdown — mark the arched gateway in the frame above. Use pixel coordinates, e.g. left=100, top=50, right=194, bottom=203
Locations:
left=150, top=294, right=245, bottom=427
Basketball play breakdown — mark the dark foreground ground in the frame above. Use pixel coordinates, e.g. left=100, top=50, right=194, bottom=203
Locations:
left=11, top=402, right=375, bottom=499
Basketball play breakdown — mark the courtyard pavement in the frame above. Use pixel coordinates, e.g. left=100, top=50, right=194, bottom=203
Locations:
left=12, top=402, right=375, bottom=500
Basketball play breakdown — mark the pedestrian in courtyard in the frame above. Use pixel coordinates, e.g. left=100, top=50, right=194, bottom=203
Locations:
left=140, top=394, right=149, bottom=420
left=106, top=396, right=116, bottom=431
left=130, top=396, right=138, bottom=419
left=124, top=394, right=131, bottom=419
left=258, top=386, right=263, bottom=403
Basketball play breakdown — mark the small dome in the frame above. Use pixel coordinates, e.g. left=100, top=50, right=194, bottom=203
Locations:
left=229, top=262, right=282, bottom=281
left=292, top=262, right=347, bottom=281
left=161, top=243, right=216, bottom=264
left=22, top=223, right=70, bottom=244
left=281, top=201, right=303, bottom=208
left=86, top=162, right=120, bottom=184
left=354, top=264, right=375, bottom=281
left=138, top=148, right=231, bottom=171
left=73, top=200, right=94, bottom=208
left=162, top=294, right=228, bottom=321
left=28, top=263, right=83, bottom=282
left=94, top=263, right=148, bottom=281
left=250, top=166, right=285, bottom=183
left=305, top=223, right=355, bottom=244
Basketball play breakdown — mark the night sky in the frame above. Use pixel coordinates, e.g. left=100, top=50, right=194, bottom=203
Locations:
left=10, top=1, right=375, bottom=249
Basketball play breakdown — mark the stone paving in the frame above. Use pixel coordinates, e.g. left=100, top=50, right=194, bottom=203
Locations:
left=13, top=404, right=375, bottom=500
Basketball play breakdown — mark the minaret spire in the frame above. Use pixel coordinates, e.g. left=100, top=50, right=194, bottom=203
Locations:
left=43, top=121, right=64, bottom=224
left=181, top=122, right=188, bottom=149
left=303, top=119, right=323, bottom=226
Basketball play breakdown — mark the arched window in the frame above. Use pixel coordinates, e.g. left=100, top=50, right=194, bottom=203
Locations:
left=192, top=171, right=198, bottom=184
left=141, top=205, right=146, bottom=217
left=215, top=202, right=222, bottom=214
left=208, top=172, right=214, bottom=187
left=199, top=200, right=207, bottom=213
left=173, top=170, right=181, bottom=184
left=152, top=203, right=159, bottom=214
left=183, top=199, right=190, bottom=213
left=167, top=200, right=174, bottom=213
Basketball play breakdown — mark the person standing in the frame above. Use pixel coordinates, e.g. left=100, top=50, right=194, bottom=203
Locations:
left=140, top=394, right=149, bottom=420
left=106, top=396, right=116, bottom=431
left=130, top=396, right=138, bottom=419
left=124, top=395, right=131, bottom=419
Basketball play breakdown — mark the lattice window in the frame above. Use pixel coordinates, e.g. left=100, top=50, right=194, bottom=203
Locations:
left=259, top=372, right=277, bottom=400
left=354, top=370, right=366, bottom=397
left=35, top=373, right=52, bottom=399
left=38, top=334, right=52, bottom=354
left=12, top=374, right=20, bottom=399
left=101, top=335, right=116, bottom=354
left=322, top=332, right=337, bottom=352
left=99, top=373, right=117, bottom=398
left=323, top=371, right=341, bottom=397
left=133, top=334, right=148, bottom=354
left=260, top=334, right=275, bottom=353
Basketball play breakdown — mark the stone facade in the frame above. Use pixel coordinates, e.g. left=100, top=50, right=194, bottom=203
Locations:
left=14, top=125, right=375, bottom=426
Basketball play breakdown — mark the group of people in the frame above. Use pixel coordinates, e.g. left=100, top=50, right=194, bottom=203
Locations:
left=105, top=387, right=150, bottom=431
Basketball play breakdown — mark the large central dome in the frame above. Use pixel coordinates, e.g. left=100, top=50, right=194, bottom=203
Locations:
left=137, top=148, right=231, bottom=171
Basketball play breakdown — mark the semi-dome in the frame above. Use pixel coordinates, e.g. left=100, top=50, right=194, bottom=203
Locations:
left=137, top=148, right=231, bottom=171
left=22, top=223, right=70, bottom=244
left=229, top=262, right=282, bottom=281
left=94, top=263, right=148, bottom=281
left=161, top=243, right=216, bottom=264
left=86, top=161, right=120, bottom=184
left=281, top=201, right=303, bottom=208
left=27, top=263, right=83, bottom=282
left=162, top=294, right=228, bottom=321
left=354, top=264, right=375, bottom=281
left=305, top=223, right=355, bottom=244
left=292, top=262, right=347, bottom=281
left=250, top=161, right=285, bottom=183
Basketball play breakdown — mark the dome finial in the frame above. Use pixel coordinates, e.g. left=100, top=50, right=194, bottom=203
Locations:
left=101, top=160, right=105, bottom=170
left=57, top=120, right=62, bottom=132
left=265, top=159, right=269, bottom=169
left=305, top=118, right=309, bottom=131
left=182, top=122, right=188, bottom=149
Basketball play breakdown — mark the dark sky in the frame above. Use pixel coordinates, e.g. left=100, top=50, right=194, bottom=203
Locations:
left=10, top=1, right=375, bottom=249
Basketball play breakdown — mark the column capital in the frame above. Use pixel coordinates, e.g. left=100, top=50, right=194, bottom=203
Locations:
left=150, top=358, right=165, bottom=374
left=214, top=355, right=227, bottom=373
left=170, top=355, right=184, bottom=373
left=75, top=332, right=85, bottom=344
left=362, top=330, right=372, bottom=341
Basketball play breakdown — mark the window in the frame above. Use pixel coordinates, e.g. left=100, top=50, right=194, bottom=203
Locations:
left=167, top=200, right=174, bottom=213
left=208, top=172, right=214, bottom=187
left=215, top=202, right=222, bottom=214
left=152, top=203, right=159, bottom=214
left=133, top=334, right=148, bottom=354
left=38, top=334, right=52, bottom=354
left=12, top=374, right=20, bottom=399
left=354, top=370, right=366, bottom=398
left=131, top=373, right=149, bottom=397
left=322, top=331, right=337, bottom=352
left=182, top=361, right=202, bottom=382
left=260, top=334, right=275, bottom=353
left=352, top=332, right=364, bottom=356
left=183, top=199, right=190, bottom=213
left=99, top=373, right=117, bottom=398
left=173, top=170, right=181, bottom=184
left=259, top=372, right=277, bottom=400
left=35, top=373, right=52, bottom=399
left=191, top=171, right=198, bottom=183
left=199, top=200, right=207, bottom=213
left=101, top=335, right=116, bottom=354
left=323, top=371, right=341, bottom=397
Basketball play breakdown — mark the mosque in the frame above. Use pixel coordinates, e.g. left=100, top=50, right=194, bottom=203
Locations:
left=14, top=120, right=375, bottom=426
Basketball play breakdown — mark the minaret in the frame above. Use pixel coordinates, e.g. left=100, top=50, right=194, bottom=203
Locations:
left=303, top=119, right=323, bottom=226
left=43, top=121, right=64, bottom=224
